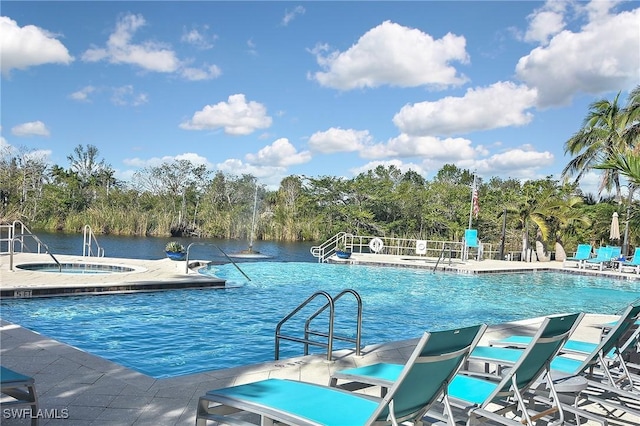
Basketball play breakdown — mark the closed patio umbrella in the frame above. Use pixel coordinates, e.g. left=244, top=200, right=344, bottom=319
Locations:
left=610, top=212, right=621, bottom=242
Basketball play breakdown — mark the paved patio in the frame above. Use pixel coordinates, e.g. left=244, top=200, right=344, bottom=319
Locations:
left=1, top=253, right=639, bottom=425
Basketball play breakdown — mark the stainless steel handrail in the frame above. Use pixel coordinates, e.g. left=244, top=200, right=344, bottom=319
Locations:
left=10, top=234, right=61, bottom=272
left=83, top=225, right=105, bottom=257
left=433, top=245, right=453, bottom=272
left=275, top=289, right=363, bottom=361
left=185, top=242, right=251, bottom=281
left=275, top=291, right=334, bottom=361
left=303, top=288, right=362, bottom=356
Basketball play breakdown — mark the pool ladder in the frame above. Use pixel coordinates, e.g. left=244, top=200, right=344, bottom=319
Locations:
left=275, top=289, right=363, bottom=361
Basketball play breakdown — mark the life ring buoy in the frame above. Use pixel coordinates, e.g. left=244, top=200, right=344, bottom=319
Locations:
left=369, top=237, right=384, bottom=253
left=416, top=241, right=426, bottom=251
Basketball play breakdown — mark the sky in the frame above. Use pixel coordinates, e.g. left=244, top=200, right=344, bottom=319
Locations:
left=1, top=1, right=639, bottom=194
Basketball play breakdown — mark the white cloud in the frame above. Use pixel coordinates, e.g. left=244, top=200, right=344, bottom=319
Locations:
left=516, top=5, right=640, bottom=107
left=82, top=13, right=180, bottom=73
left=69, top=85, right=96, bottom=102
left=0, top=136, right=16, bottom=157
left=575, top=170, right=603, bottom=198
left=523, top=2, right=568, bottom=44
left=180, top=64, right=222, bottom=81
left=82, top=13, right=223, bottom=80
left=20, top=149, right=52, bottom=164
left=471, top=146, right=554, bottom=178
left=245, top=138, right=311, bottom=167
left=181, top=26, right=216, bottom=50
left=0, top=16, right=74, bottom=77
left=366, top=134, right=482, bottom=161
left=123, top=152, right=211, bottom=168
left=349, top=159, right=425, bottom=177
left=11, top=121, right=50, bottom=137
left=180, top=94, right=272, bottom=135
left=393, top=82, right=537, bottom=136
left=111, top=85, right=148, bottom=106
left=217, top=158, right=286, bottom=189
left=308, top=128, right=372, bottom=153
left=282, top=6, right=305, bottom=26
left=310, top=20, right=469, bottom=90
left=247, top=38, right=258, bottom=56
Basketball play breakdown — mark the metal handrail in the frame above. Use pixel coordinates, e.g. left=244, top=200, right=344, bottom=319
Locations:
left=185, top=242, right=251, bottom=281
left=1, top=220, right=43, bottom=254
left=10, top=234, right=61, bottom=272
left=309, top=232, right=348, bottom=263
left=275, top=291, right=334, bottom=360
left=304, top=289, right=363, bottom=356
left=433, top=245, right=453, bottom=272
left=83, top=225, right=105, bottom=257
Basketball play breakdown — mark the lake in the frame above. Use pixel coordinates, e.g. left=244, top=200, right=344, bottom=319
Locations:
left=23, top=230, right=317, bottom=263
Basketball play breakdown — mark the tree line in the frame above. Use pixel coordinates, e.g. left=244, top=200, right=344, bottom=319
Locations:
left=1, top=86, right=638, bottom=257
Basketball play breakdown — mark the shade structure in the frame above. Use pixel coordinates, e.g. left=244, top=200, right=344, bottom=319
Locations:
left=610, top=212, right=621, bottom=241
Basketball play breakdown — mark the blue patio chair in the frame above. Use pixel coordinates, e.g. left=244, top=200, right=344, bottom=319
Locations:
left=463, top=229, right=481, bottom=261
left=583, top=246, right=614, bottom=271
left=562, top=243, right=592, bottom=269
left=619, top=247, right=640, bottom=274
left=1, top=366, right=39, bottom=426
left=196, top=324, right=486, bottom=426
left=608, top=245, right=622, bottom=260
left=330, top=313, right=582, bottom=426
left=472, top=302, right=640, bottom=418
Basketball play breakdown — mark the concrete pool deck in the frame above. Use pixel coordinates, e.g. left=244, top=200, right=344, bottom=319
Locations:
left=1, top=253, right=639, bottom=425
left=1, top=253, right=225, bottom=298
left=2, top=315, right=639, bottom=425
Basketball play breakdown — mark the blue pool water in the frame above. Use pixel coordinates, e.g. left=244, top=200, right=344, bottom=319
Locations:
left=1, top=262, right=638, bottom=379
left=16, top=262, right=135, bottom=274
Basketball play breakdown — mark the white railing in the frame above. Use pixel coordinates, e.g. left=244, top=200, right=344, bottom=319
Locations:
left=311, top=232, right=495, bottom=263
left=0, top=220, right=45, bottom=254
left=83, top=225, right=105, bottom=257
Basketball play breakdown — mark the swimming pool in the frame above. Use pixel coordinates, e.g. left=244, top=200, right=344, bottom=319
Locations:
left=1, top=262, right=637, bottom=379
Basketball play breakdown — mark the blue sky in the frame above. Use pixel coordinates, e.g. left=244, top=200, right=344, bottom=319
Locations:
left=1, top=1, right=639, bottom=194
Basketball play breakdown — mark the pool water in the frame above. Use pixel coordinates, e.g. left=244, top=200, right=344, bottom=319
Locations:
left=1, top=262, right=638, bottom=378
left=15, top=263, right=135, bottom=274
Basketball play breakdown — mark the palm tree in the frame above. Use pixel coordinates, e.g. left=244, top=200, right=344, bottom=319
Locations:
left=507, top=180, right=555, bottom=260
left=562, top=87, right=639, bottom=199
left=595, top=150, right=640, bottom=186
left=621, top=86, right=640, bottom=150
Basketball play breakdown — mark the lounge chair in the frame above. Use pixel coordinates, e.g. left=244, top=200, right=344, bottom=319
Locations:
left=1, top=366, right=39, bottom=426
left=583, top=246, right=615, bottom=271
left=196, top=324, right=486, bottom=426
left=462, top=229, right=481, bottom=261
left=619, top=247, right=640, bottom=274
left=472, top=302, right=640, bottom=418
left=562, top=244, right=592, bottom=269
left=608, top=245, right=622, bottom=261
left=330, top=313, right=583, bottom=426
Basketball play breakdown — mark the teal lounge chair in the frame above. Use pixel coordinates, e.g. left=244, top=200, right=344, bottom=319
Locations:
left=562, top=244, right=592, bottom=269
left=583, top=246, right=615, bottom=271
left=608, top=245, right=622, bottom=261
left=472, top=302, right=640, bottom=418
left=196, top=324, right=486, bottom=426
left=1, top=366, right=39, bottom=426
left=463, top=229, right=481, bottom=261
left=619, top=247, right=640, bottom=274
left=331, top=313, right=583, bottom=426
